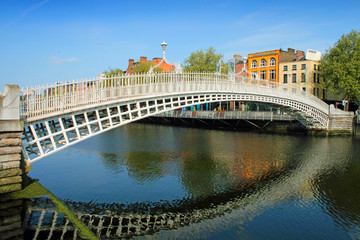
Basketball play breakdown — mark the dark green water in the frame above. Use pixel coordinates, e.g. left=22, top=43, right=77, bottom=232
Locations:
left=26, top=123, right=360, bottom=239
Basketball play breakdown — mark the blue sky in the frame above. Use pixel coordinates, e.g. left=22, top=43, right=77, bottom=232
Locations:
left=1, top=0, right=360, bottom=88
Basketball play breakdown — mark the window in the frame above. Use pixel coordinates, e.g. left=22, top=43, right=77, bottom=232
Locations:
left=270, top=58, right=276, bottom=66
left=314, top=64, right=317, bottom=70
left=292, top=73, right=297, bottom=83
left=260, top=59, right=267, bottom=67
left=317, top=74, right=320, bottom=83
left=314, top=73, right=317, bottom=82
left=318, top=66, right=321, bottom=71
left=269, top=70, right=276, bottom=80
left=313, top=88, right=316, bottom=95
left=301, top=64, right=306, bottom=70
left=251, top=60, right=258, bottom=69
left=301, top=73, right=306, bottom=82
left=251, top=72, right=257, bottom=79
left=260, top=70, right=266, bottom=80
left=317, top=88, right=320, bottom=97
left=283, top=74, right=288, bottom=83
left=302, top=87, right=306, bottom=91
left=292, top=65, right=297, bottom=71
left=284, top=65, right=288, bottom=71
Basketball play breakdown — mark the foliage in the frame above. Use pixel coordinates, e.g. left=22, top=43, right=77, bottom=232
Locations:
left=133, top=61, right=163, bottom=74
left=104, top=67, right=123, bottom=77
left=182, top=47, right=223, bottom=72
left=221, top=62, right=228, bottom=74
left=320, top=30, right=360, bottom=108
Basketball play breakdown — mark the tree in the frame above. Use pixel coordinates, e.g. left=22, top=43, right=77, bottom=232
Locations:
left=104, top=67, right=123, bottom=77
left=182, top=47, right=223, bottom=72
left=132, top=61, right=163, bottom=74
left=103, top=67, right=124, bottom=87
left=321, top=30, right=360, bottom=110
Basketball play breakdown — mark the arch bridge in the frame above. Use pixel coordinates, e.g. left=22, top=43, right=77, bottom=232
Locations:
left=19, top=72, right=329, bottom=163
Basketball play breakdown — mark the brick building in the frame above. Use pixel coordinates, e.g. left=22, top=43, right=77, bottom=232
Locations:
left=126, top=56, right=175, bottom=74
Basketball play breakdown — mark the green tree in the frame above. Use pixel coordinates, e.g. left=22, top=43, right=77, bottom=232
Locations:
left=182, top=47, right=223, bottom=72
left=132, top=61, right=163, bottom=74
left=104, top=67, right=123, bottom=77
left=321, top=30, right=360, bottom=110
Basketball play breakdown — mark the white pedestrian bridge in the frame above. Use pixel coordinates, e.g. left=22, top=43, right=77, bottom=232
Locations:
left=20, top=72, right=329, bottom=163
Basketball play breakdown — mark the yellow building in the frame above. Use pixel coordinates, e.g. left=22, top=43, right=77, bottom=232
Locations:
left=279, top=59, right=324, bottom=99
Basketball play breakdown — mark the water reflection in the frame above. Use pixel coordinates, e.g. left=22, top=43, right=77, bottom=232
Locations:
left=2, top=124, right=360, bottom=239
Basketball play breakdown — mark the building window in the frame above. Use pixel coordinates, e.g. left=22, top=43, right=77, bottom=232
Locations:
left=260, top=70, right=266, bottom=80
left=301, top=73, right=306, bottom=82
left=314, top=73, right=317, bottom=82
left=269, top=70, right=276, bottom=80
left=283, top=74, right=288, bottom=83
left=317, top=74, right=320, bottom=83
left=313, top=88, right=316, bottom=95
left=284, top=65, right=288, bottom=71
left=251, top=60, right=258, bottom=69
left=317, top=88, right=320, bottom=97
left=292, top=65, right=297, bottom=71
left=302, top=87, right=306, bottom=91
left=251, top=72, right=257, bottom=79
left=314, top=64, right=317, bottom=70
left=292, top=73, right=297, bottom=83
left=318, top=66, right=321, bottom=71
left=270, top=58, right=276, bottom=66
left=260, top=59, right=267, bottom=67
left=301, top=64, right=306, bottom=70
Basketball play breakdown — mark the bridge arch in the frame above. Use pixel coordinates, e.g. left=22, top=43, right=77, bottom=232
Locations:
left=21, top=73, right=329, bottom=163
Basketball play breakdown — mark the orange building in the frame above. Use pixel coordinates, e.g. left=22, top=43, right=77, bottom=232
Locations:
left=126, top=56, right=175, bottom=74
left=248, top=49, right=281, bottom=82
left=247, top=48, right=302, bottom=82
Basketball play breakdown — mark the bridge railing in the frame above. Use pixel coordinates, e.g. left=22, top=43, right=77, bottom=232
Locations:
left=20, top=72, right=328, bottom=121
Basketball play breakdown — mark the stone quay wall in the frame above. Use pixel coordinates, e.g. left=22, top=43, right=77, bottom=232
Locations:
left=0, top=85, right=25, bottom=194
left=0, top=130, right=23, bottom=194
left=327, top=105, right=354, bottom=136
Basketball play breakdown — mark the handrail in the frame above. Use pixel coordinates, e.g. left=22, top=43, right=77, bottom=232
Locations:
left=20, top=72, right=329, bottom=122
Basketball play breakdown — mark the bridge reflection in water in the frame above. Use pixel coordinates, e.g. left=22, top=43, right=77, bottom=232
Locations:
left=16, top=133, right=360, bottom=239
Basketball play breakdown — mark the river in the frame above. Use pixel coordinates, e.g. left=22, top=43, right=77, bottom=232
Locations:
left=16, top=123, right=360, bottom=239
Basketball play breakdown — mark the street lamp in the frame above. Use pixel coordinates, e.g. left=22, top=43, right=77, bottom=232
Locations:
left=161, top=41, right=167, bottom=60
left=149, top=41, right=182, bottom=74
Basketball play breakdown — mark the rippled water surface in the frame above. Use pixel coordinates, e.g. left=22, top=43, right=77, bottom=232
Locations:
left=27, top=123, right=360, bottom=239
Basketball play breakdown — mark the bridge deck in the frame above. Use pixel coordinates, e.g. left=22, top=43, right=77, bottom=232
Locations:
left=18, top=73, right=330, bottom=163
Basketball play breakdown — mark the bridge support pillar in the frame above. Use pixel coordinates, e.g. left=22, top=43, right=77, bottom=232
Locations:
left=327, top=105, right=354, bottom=136
left=0, top=85, right=27, bottom=194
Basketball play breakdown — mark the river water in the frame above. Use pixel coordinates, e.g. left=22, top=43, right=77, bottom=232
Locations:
left=24, top=123, right=360, bottom=239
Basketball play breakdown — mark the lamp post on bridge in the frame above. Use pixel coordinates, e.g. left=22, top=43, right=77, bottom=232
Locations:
left=161, top=41, right=167, bottom=60
left=148, top=41, right=182, bottom=74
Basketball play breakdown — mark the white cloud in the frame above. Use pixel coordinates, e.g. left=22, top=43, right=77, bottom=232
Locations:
left=49, top=56, right=80, bottom=64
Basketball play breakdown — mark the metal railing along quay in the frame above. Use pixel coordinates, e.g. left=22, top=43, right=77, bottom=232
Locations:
left=156, top=110, right=296, bottom=121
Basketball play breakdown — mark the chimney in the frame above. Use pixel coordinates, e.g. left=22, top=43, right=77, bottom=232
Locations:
left=127, top=59, right=134, bottom=74
left=287, top=48, right=295, bottom=54
left=234, top=53, right=242, bottom=64
left=296, top=50, right=305, bottom=60
left=140, top=56, right=147, bottom=63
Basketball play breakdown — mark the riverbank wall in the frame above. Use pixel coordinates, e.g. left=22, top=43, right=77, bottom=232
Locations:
left=0, top=85, right=27, bottom=195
